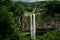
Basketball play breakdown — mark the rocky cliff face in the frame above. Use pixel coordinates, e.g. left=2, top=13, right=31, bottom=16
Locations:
left=21, top=14, right=60, bottom=31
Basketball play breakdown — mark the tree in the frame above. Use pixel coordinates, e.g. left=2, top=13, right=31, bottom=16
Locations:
left=12, top=2, right=24, bottom=31
left=0, top=6, right=21, bottom=40
left=40, top=1, right=60, bottom=21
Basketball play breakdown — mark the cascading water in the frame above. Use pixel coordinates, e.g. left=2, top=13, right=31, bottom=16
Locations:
left=30, top=14, right=36, bottom=40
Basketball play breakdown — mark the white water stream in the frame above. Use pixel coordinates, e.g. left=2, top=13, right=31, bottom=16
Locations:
left=30, top=14, right=36, bottom=40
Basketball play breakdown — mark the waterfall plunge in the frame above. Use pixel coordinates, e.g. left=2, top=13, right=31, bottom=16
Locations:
left=30, top=14, right=36, bottom=40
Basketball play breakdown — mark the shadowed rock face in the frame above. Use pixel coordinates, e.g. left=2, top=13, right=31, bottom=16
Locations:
left=21, top=14, right=41, bottom=31
left=22, top=14, right=60, bottom=32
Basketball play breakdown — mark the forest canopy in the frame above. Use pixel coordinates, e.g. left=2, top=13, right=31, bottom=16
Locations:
left=0, top=0, right=60, bottom=40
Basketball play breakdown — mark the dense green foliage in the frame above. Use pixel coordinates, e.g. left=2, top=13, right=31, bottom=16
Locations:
left=37, top=29, right=60, bottom=40
left=0, top=6, right=21, bottom=40
left=0, top=0, right=60, bottom=40
left=0, top=0, right=22, bottom=40
left=41, top=1, right=60, bottom=21
left=23, top=29, right=60, bottom=40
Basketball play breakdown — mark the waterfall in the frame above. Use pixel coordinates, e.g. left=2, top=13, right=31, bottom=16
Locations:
left=30, top=14, right=33, bottom=37
left=30, top=14, right=36, bottom=40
